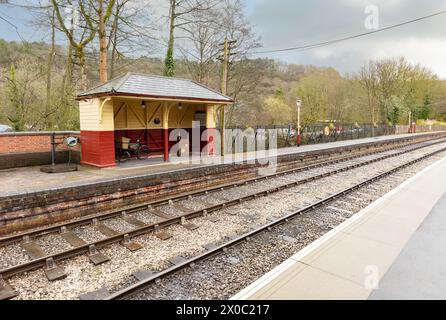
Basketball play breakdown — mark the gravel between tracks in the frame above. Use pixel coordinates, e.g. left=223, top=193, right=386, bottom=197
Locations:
left=5, top=142, right=446, bottom=300
left=129, top=152, right=446, bottom=300
left=0, top=244, right=30, bottom=269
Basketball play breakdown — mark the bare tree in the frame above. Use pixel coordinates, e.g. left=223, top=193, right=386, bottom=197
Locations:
left=106, top=0, right=158, bottom=78
left=6, top=0, right=65, bottom=129
left=45, top=7, right=56, bottom=129
left=178, top=6, right=220, bottom=84
left=108, top=0, right=125, bottom=78
left=216, top=0, right=261, bottom=124
left=164, top=0, right=215, bottom=77
left=217, top=0, right=261, bottom=61
left=51, top=0, right=98, bottom=91
left=96, top=0, right=116, bottom=83
left=358, top=61, right=379, bottom=126
left=357, top=57, right=436, bottom=125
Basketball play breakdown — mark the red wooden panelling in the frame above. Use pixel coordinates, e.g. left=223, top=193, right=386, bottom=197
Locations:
left=203, top=128, right=217, bottom=155
left=80, top=131, right=116, bottom=167
left=114, top=129, right=164, bottom=151
left=111, top=127, right=213, bottom=163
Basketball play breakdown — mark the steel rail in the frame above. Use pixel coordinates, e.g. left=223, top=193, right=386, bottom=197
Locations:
left=0, top=136, right=442, bottom=247
left=0, top=139, right=445, bottom=281
left=2, top=133, right=442, bottom=233
left=106, top=146, right=446, bottom=300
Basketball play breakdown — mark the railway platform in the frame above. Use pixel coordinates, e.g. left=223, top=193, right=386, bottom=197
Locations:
left=0, top=132, right=439, bottom=197
left=1, top=131, right=446, bottom=300
left=2, top=131, right=445, bottom=236
left=231, top=154, right=446, bottom=300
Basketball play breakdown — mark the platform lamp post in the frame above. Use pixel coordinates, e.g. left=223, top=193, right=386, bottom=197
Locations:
left=296, top=98, right=302, bottom=147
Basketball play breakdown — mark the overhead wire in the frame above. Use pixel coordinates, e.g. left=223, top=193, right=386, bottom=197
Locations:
left=254, top=9, right=446, bottom=54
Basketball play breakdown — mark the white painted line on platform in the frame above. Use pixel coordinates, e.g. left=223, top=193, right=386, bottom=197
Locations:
left=231, top=154, right=446, bottom=300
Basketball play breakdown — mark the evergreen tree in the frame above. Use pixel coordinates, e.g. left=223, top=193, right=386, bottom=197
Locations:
left=164, top=46, right=175, bottom=77
left=419, top=94, right=431, bottom=120
left=6, top=65, right=25, bottom=131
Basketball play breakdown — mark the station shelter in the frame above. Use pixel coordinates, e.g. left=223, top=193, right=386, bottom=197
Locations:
left=76, top=73, right=233, bottom=168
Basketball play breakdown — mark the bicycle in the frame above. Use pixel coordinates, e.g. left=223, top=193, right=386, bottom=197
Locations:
left=116, top=138, right=150, bottom=163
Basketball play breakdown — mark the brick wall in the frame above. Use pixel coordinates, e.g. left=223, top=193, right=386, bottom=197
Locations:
left=2, top=132, right=445, bottom=234
left=0, top=132, right=81, bottom=154
left=0, top=132, right=81, bottom=169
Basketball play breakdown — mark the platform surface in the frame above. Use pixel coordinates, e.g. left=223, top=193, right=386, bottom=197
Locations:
left=0, top=132, right=439, bottom=197
left=369, top=191, right=446, bottom=300
left=231, top=154, right=446, bottom=300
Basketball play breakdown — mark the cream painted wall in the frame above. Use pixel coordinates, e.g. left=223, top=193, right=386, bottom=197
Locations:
left=80, top=98, right=220, bottom=131
left=79, top=98, right=114, bottom=131
left=168, top=103, right=206, bottom=129
left=206, top=105, right=217, bottom=129
left=114, top=99, right=206, bottom=130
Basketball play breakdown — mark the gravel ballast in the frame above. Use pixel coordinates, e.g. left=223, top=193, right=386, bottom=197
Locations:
left=3, top=141, right=446, bottom=300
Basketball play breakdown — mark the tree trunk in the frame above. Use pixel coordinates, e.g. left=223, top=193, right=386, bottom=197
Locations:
left=51, top=0, right=97, bottom=93
left=61, top=8, right=74, bottom=99
left=110, top=15, right=118, bottom=79
left=59, top=40, right=74, bottom=129
left=164, top=0, right=176, bottom=77
left=78, top=49, right=88, bottom=91
left=99, top=0, right=108, bottom=83
left=199, top=46, right=204, bottom=83
left=109, top=0, right=121, bottom=79
left=62, top=41, right=74, bottom=95
left=45, top=8, right=56, bottom=129
left=110, top=40, right=116, bottom=79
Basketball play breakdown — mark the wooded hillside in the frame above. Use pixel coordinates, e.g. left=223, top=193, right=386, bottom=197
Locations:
left=0, top=0, right=445, bottom=131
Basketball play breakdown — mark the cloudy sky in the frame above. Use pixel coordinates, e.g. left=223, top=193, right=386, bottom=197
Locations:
left=1, top=0, right=446, bottom=78
left=246, top=0, right=446, bottom=78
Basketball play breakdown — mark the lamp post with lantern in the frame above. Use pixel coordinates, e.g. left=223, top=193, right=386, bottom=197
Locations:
left=296, top=98, right=302, bottom=147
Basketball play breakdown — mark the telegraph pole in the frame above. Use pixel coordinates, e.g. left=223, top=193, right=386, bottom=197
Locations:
left=219, top=38, right=236, bottom=156
left=296, top=99, right=302, bottom=147
left=220, top=39, right=229, bottom=96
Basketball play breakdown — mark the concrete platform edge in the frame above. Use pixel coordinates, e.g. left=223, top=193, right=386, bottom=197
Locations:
left=2, top=132, right=443, bottom=198
left=231, top=155, right=446, bottom=300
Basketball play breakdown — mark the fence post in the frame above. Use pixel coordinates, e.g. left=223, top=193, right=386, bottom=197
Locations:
left=51, top=132, right=56, bottom=166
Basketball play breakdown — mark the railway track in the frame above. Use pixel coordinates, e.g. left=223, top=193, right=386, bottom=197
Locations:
left=0, top=137, right=445, bottom=299
left=0, top=136, right=433, bottom=237
left=0, top=136, right=442, bottom=246
left=0, top=135, right=427, bottom=226
left=105, top=144, right=446, bottom=300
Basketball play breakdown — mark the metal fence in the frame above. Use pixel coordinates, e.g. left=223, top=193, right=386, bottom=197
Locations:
left=395, top=125, right=446, bottom=135
left=299, top=124, right=395, bottom=146
left=226, top=124, right=414, bottom=150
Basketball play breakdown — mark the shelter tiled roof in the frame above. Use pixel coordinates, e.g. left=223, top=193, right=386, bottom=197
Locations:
left=77, top=73, right=233, bottom=103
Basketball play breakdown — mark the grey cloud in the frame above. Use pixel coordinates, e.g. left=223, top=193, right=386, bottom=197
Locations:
left=248, top=0, right=446, bottom=77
